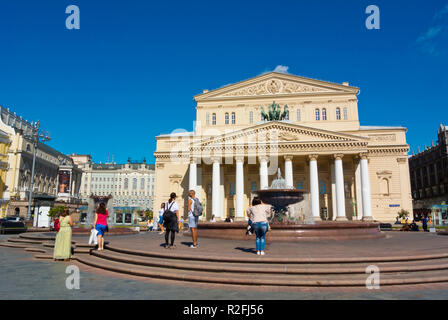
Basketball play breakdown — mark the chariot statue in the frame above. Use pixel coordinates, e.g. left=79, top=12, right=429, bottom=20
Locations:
left=261, top=101, right=289, bottom=121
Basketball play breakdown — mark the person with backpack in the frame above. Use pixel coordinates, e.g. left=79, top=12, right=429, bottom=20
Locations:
left=163, top=192, right=179, bottom=249
left=188, top=189, right=203, bottom=248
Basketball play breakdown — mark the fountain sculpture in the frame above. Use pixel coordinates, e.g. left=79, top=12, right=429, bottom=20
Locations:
left=255, top=169, right=314, bottom=225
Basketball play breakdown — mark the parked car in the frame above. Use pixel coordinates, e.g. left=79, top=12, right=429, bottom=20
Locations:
left=0, top=217, right=27, bottom=234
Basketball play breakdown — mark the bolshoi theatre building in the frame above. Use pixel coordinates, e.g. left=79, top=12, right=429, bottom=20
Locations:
left=153, top=72, right=412, bottom=223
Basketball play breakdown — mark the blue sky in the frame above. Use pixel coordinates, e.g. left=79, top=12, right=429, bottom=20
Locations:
left=0, top=0, right=447, bottom=163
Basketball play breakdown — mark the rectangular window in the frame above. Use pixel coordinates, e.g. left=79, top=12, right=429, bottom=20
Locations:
left=231, top=112, right=235, bottom=124
left=229, top=182, right=235, bottom=196
left=297, top=109, right=301, bottom=121
left=320, top=181, right=326, bottom=194
left=249, top=111, right=253, bottom=124
left=251, top=182, right=257, bottom=192
left=343, top=107, right=348, bottom=120
left=206, top=113, right=210, bottom=125
left=212, top=113, right=216, bottom=125
left=297, top=181, right=303, bottom=190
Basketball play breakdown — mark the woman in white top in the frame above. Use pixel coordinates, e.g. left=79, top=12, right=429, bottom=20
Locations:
left=158, top=203, right=165, bottom=234
left=163, top=192, right=179, bottom=249
left=247, top=197, right=271, bottom=256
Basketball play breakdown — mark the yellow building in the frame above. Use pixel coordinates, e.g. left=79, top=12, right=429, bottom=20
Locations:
left=0, top=129, right=10, bottom=217
left=153, top=72, right=413, bottom=223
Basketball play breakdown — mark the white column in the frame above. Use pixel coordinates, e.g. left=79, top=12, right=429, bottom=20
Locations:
left=284, top=155, right=293, bottom=188
left=355, top=160, right=364, bottom=221
left=259, top=157, right=268, bottom=190
left=309, top=155, right=320, bottom=219
left=235, top=157, right=244, bottom=220
left=334, top=154, right=347, bottom=221
left=330, top=164, right=337, bottom=221
left=360, top=154, right=373, bottom=221
left=212, top=158, right=221, bottom=219
left=189, top=159, right=197, bottom=193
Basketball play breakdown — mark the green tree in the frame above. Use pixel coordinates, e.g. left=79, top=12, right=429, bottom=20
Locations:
left=48, top=206, right=67, bottom=219
left=397, top=209, right=410, bottom=220
left=144, top=210, right=153, bottom=221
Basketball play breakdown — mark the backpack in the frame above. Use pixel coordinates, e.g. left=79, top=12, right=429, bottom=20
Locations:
left=163, top=202, right=178, bottom=231
left=54, top=218, right=60, bottom=232
left=192, top=198, right=203, bottom=217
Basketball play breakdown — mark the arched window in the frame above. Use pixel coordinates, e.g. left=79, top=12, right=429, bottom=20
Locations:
left=380, top=178, right=390, bottom=195
left=249, top=111, right=253, bottom=124
left=296, top=109, right=301, bottom=121
left=231, top=112, right=236, bottom=124
left=225, top=113, right=229, bottom=124
left=212, top=113, right=216, bottom=125
left=322, top=108, right=327, bottom=120
left=343, top=107, right=348, bottom=120
left=315, top=109, right=320, bottom=121
left=336, top=108, right=341, bottom=120
left=206, top=113, right=210, bottom=125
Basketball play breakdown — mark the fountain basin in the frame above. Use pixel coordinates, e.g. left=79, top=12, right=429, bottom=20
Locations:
left=196, top=221, right=384, bottom=242
left=256, top=189, right=305, bottom=211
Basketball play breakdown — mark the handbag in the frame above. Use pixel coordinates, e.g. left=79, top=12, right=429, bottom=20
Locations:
left=89, top=229, right=98, bottom=245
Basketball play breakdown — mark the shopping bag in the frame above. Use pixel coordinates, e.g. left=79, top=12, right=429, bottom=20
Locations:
left=88, top=228, right=98, bottom=245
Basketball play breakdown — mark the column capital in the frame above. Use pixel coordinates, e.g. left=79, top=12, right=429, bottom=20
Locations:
left=190, top=157, right=199, bottom=165
left=211, top=156, right=221, bottom=164
left=333, top=153, right=344, bottom=161
left=235, top=156, right=244, bottom=163
left=284, top=155, right=294, bottom=162
left=359, top=152, right=369, bottom=160
left=308, top=154, right=319, bottom=161
left=258, top=155, right=269, bottom=163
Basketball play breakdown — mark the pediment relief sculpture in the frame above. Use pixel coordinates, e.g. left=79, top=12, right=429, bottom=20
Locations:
left=221, top=79, right=329, bottom=97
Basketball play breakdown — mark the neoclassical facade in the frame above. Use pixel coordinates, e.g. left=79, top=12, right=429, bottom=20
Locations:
left=154, top=72, right=412, bottom=222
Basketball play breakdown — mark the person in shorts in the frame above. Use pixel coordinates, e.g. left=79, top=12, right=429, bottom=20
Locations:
left=188, top=190, right=199, bottom=248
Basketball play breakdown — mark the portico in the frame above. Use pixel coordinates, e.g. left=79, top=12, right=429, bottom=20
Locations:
left=188, top=152, right=373, bottom=222
left=154, top=71, right=413, bottom=223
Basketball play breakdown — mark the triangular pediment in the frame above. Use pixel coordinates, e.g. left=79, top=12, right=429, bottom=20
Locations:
left=195, top=72, right=359, bottom=101
left=195, top=121, right=368, bottom=148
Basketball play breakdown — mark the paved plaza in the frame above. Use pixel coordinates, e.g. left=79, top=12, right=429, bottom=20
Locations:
left=2, top=232, right=448, bottom=299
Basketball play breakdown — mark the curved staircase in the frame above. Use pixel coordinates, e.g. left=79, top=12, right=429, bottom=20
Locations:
left=3, top=232, right=448, bottom=288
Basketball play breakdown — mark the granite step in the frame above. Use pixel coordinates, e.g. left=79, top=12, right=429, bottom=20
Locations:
left=7, top=238, right=43, bottom=245
left=92, top=249, right=448, bottom=275
left=24, top=247, right=47, bottom=253
left=105, top=244, right=448, bottom=264
left=74, top=253, right=448, bottom=287
left=0, top=242, right=28, bottom=249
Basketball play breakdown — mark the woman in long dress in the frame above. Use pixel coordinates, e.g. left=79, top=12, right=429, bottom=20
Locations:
left=53, top=208, right=74, bottom=261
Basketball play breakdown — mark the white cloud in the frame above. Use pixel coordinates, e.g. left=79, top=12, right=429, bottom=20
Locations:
left=273, top=65, right=289, bottom=73
left=416, top=4, right=448, bottom=55
left=417, top=26, right=443, bottom=43
left=434, top=4, right=448, bottom=20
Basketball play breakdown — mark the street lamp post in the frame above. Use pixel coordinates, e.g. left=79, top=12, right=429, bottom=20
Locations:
left=25, top=120, right=51, bottom=221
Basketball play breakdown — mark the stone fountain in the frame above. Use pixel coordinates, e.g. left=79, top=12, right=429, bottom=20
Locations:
left=196, top=166, right=384, bottom=242
left=255, top=169, right=314, bottom=225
